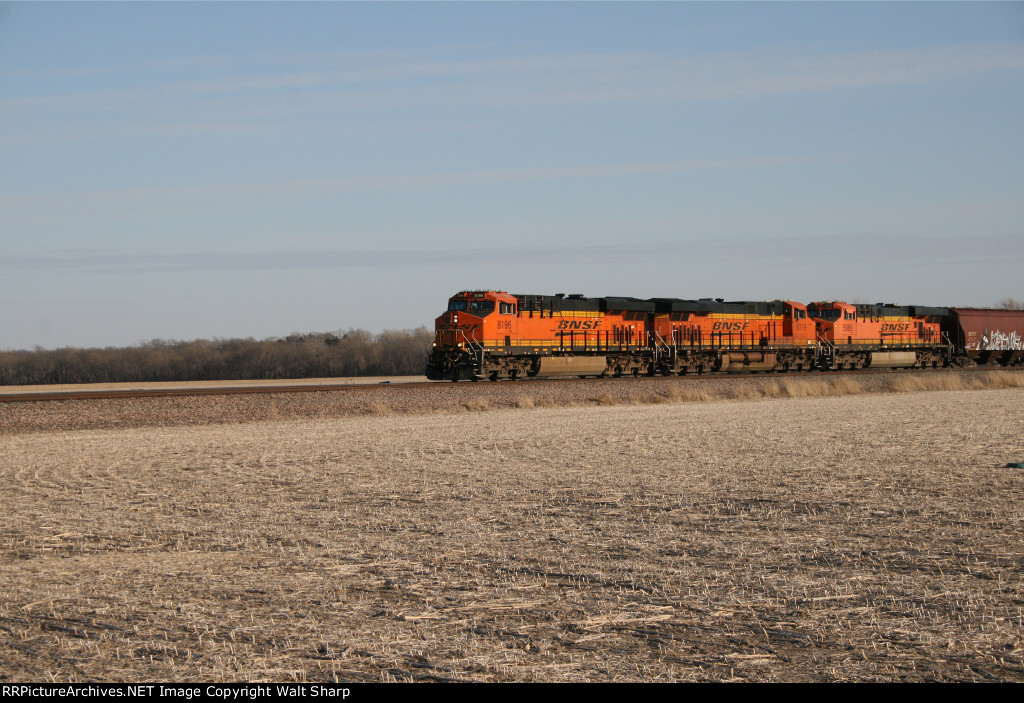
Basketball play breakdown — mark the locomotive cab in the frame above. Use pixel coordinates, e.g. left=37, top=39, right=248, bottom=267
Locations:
left=808, top=302, right=858, bottom=345
left=783, top=301, right=814, bottom=340
left=427, top=291, right=520, bottom=381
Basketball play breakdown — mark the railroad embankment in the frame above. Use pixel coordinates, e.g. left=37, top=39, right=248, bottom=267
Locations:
left=1, top=369, right=1021, bottom=434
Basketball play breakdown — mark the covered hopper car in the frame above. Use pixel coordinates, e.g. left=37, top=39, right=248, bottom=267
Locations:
left=943, top=308, right=1024, bottom=368
left=425, top=291, right=1024, bottom=381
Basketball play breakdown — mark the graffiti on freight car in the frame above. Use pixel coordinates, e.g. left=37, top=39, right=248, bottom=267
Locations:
left=980, top=329, right=1023, bottom=351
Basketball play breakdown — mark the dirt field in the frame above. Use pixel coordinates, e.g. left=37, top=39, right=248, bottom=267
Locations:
left=1, top=385, right=1022, bottom=682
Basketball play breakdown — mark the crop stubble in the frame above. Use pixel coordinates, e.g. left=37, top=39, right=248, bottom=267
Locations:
left=0, top=382, right=1022, bottom=682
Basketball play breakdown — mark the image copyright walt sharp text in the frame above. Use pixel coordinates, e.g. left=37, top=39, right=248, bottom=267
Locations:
left=1, top=686, right=352, bottom=699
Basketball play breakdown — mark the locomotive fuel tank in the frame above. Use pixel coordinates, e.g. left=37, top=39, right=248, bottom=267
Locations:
left=867, top=351, right=919, bottom=368
left=533, top=356, right=609, bottom=377
left=718, top=352, right=778, bottom=372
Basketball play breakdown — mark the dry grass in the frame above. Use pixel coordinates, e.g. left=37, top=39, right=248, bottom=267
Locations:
left=884, top=371, right=1024, bottom=394
left=1, top=387, right=1022, bottom=682
left=512, top=395, right=535, bottom=410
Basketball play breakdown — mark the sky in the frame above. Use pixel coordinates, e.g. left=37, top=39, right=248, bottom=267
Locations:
left=1, top=1, right=1023, bottom=350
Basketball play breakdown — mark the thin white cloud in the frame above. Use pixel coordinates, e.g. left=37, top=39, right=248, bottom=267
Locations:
left=2, top=42, right=1021, bottom=144
left=0, top=154, right=844, bottom=226
left=117, top=43, right=1024, bottom=101
left=6, top=234, right=1021, bottom=275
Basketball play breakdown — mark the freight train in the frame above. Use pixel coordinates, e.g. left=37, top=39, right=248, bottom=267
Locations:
left=425, top=291, right=1024, bottom=381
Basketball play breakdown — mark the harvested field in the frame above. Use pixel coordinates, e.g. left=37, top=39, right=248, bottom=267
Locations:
left=1, top=385, right=1023, bottom=682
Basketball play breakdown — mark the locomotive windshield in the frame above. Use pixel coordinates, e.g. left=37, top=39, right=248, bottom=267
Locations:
left=448, top=300, right=494, bottom=316
left=468, top=301, right=495, bottom=315
left=808, top=308, right=840, bottom=321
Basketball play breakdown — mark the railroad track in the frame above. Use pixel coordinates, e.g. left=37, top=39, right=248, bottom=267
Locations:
left=0, top=380, right=434, bottom=403
left=0, top=366, right=1018, bottom=403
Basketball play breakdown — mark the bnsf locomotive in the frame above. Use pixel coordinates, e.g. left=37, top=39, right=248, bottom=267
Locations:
left=425, top=291, right=1024, bottom=381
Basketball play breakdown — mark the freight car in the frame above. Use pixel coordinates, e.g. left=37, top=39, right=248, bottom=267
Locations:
left=943, top=308, right=1024, bottom=368
left=425, top=291, right=1024, bottom=381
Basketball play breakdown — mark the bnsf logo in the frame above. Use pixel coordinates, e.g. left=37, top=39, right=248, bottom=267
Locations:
left=557, top=320, right=603, bottom=330
left=712, top=321, right=750, bottom=331
left=881, top=323, right=911, bottom=332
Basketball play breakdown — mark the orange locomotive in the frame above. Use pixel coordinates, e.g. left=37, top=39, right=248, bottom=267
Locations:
left=806, top=302, right=948, bottom=370
left=649, top=298, right=818, bottom=374
left=428, top=291, right=644, bottom=381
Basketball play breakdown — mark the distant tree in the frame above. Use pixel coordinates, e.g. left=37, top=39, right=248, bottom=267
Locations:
left=997, top=297, right=1024, bottom=310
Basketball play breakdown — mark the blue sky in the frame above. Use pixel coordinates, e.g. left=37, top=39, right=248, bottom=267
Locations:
left=2, top=2, right=1022, bottom=350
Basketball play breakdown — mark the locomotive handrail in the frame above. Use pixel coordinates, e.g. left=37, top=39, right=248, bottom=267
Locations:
left=816, top=331, right=836, bottom=368
left=651, top=331, right=673, bottom=367
left=457, top=328, right=484, bottom=367
left=940, top=331, right=957, bottom=360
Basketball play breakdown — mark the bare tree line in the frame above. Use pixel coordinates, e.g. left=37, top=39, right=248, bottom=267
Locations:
left=0, top=328, right=433, bottom=386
